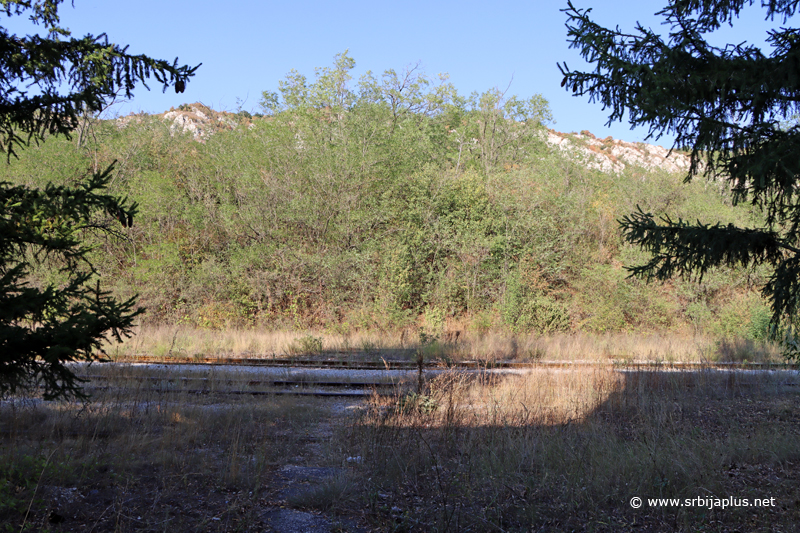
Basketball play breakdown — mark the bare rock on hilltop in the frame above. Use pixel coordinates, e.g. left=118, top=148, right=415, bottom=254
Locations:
left=546, top=129, right=692, bottom=174
left=159, top=103, right=244, bottom=141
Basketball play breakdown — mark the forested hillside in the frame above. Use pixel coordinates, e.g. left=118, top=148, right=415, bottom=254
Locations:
left=2, top=54, right=772, bottom=343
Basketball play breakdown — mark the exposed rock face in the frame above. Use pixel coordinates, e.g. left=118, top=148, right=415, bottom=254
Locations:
left=546, top=130, right=692, bottom=175
left=158, top=103, right=243, bottom=141
left=163, top=111, right=206, bottom=139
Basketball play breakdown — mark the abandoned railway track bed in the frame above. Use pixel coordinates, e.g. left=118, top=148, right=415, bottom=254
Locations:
left=104, top=355, right=799, bottom=371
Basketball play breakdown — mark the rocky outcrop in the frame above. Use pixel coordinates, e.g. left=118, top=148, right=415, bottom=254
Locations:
left=159, top=103, right=245, bottom=141
left=546, top=130, right=692, bottom=175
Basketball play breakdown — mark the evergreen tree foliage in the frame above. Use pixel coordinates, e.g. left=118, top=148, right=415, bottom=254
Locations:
left=0, top=0, right=198, bottom=398
left=559, top=0, right=800, bottom=349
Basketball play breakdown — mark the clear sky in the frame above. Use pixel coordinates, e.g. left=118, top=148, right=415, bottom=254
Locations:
left=2, top=0, right=785, bottom=147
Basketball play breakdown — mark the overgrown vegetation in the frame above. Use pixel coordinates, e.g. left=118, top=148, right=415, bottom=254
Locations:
left=339, top=368, right=800, bottom=531
left=0, top=52, right=776, bottom=351
left=0, top=365, right=338, bottom=531
left=4, top=365, right=795, bottom=531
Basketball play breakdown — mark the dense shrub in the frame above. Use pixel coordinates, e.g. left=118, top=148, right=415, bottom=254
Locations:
left=0, top=55, right=769, bottom=339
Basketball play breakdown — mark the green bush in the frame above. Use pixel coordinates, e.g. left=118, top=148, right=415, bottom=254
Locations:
left=503, top=294, right=570, bottom=334
left=397, top=392, right=438, bottom=415
left=286, top=335, right=323, bottom=356
left=747, top=305, right=773, bottom=341
left=423, top=307, right=446, bottom=335
left=500, top=271, right=570, bottom=334
left=470, top=310, right=494, bottom=338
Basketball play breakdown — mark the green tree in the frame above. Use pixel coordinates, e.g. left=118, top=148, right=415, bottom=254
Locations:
left=461, top=88, right=552, bottom=175
left=0, top=0, right=199, bottom=398
left=559, top=0, right=800, bottom=350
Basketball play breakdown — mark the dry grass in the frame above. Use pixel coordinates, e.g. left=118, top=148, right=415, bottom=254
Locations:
left=336, top=368, right=800, bottom=531
left=104, top=325, right=783, bottom=364
left=103, top=325, right=411, bottom=360
left=453, top=331, right=718, bottom=361
left=4, top=364, right=798, bottom=531
left=0, top=366, right=346, bottom=532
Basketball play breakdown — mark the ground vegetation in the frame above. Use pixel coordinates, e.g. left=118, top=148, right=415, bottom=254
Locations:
left=0, top=365, right=797, bottom=531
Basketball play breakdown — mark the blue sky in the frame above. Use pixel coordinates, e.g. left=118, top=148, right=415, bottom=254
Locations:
left=3, top=1, right=785, bottom=147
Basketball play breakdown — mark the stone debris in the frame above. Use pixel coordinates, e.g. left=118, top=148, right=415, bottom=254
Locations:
left=260, top=508, right=366, bottom=533
left=159, top=104, right=241, bottom=141
left=162, top=111, right=206, bottom=139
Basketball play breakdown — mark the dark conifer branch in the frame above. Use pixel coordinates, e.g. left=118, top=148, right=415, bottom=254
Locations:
left=0, top=0, right=198, bottom=399
left=561, top=0, right=800, bottom=355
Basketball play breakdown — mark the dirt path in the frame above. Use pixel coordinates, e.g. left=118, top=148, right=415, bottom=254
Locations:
left=258, top=398, right=370, bottom=533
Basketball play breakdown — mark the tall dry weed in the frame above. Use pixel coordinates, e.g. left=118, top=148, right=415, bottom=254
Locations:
left=106, top=325, right=782, bottom=364
left=342, top=368, right=800, bottom=531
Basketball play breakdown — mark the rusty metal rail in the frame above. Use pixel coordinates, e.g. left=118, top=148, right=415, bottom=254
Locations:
left=20, top=358, right=799, bottom=401
left=104, top=355, right=799, bottom=371
left=75, top=373, right=408, bottom=398
left=80, top=375, right=403, bottom=388
left=82, top=386, right=385, bottom=397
